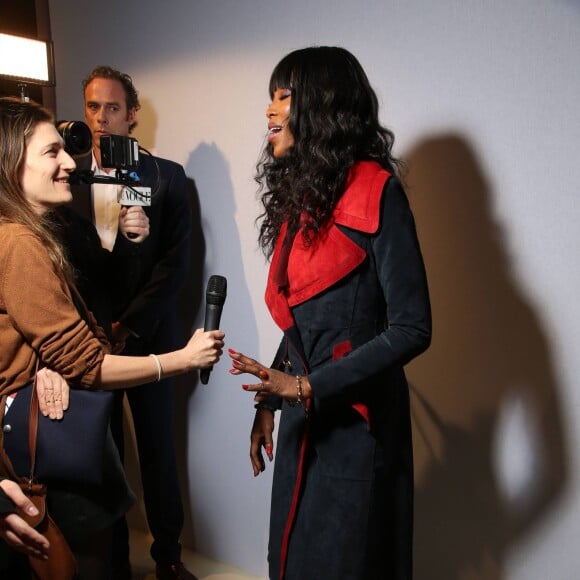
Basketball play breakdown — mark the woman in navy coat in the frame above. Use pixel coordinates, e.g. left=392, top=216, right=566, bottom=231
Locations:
left=229, top=46, right=431, bottom=580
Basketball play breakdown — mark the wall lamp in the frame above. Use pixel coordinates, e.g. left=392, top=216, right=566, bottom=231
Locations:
left=0, top=32, right=55, bottom=100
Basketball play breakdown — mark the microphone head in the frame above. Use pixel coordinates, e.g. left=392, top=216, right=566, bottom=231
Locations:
left=206, top=275, right=227, bottom=305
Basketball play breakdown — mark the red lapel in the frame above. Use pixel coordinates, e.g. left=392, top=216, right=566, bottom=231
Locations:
left=265, top=221, right=295, bottom=331
left=265, top=162, right=391, bottom=331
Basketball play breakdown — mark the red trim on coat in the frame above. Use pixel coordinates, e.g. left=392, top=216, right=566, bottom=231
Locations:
left=352, top=403, right=370, bottom=424
left=265, top=162, right=390, bottom=330
left=286, top=225, right=366, bottom=307
left=333, top=161, right=391, bottom=233
left=332, top=340, right=352, bottom=360
left=265, top=221, right=295, bottom=331
left=279, top=399, right=312, bottom=580
left=333, top=341, right=370, bottom=424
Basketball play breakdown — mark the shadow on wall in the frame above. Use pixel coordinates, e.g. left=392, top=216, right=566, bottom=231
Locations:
left=122, top=100, right=207, bottom=543
left=127, top=140, right=264, bottom=562
left=173, top=175, right=206, bottom=549
left=175, top=142, right=263, bottom=562
left=124, top=164, right=207, bottom=547
left=404, top=135, right=568, bottom=580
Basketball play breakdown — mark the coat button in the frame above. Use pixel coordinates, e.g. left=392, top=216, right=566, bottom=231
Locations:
left=3, top=424, right=11, bottom=433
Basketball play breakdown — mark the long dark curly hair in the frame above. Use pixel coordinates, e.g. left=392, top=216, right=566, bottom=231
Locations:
left=256, top=46, right=403, bottom=258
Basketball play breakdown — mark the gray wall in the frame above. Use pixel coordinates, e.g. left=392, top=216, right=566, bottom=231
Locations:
left=49, top=1, right=580, bottom=578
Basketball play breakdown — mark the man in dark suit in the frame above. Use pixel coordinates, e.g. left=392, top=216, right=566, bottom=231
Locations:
left=65, top=66, right=195, bottom=580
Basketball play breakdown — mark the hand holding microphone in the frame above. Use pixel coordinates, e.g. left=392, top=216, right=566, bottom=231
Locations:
left=183, top=327, right=225, bottom=372
left=111, top=278, right=225, bottom=383
left=200, top=275, right=227, bottom=384
left=118, top=182, right=151, bottom=240
left=107, top=135, right=147, bottom=240
left=119, top=206, right=150, bottom=242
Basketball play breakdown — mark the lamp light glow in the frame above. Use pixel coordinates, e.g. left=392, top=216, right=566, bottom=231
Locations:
left=0, top=33, right=55, bottom=85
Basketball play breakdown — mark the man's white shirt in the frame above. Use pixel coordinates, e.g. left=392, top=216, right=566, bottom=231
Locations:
left=91, top=153, right=122, bottom=252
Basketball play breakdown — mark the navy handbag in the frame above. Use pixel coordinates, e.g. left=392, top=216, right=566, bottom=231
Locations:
left=2, top=383, right=113, bottom=485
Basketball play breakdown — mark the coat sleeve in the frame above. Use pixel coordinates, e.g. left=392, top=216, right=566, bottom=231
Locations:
left=114, top=160, right=192, bottom=341
left=307, top=178, right=432, bottom=399
left=259, top=337, right=288, bottom=412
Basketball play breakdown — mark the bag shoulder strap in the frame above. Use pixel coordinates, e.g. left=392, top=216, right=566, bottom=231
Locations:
left=28, top=372, right=40, bottom=484
left=0, top=359, right=40, bottom=486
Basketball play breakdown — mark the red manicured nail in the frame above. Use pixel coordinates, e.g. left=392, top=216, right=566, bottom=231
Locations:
left=228, top=348, right=237, bottom=354
left=242, top=384, right=249, bottom=390
left=232, top=359, right=242, bottom=367
left=259, top=370, right=269, bottom=380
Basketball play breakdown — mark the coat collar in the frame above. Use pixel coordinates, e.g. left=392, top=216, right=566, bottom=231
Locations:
left=265, top=161, right=391, bottom=330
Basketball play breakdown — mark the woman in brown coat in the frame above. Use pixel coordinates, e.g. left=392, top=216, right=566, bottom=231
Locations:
left=0, top=96, right=224, bottom=578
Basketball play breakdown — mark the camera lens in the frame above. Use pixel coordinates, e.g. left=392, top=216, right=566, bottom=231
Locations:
left=56, top=121, right=92, bottom=156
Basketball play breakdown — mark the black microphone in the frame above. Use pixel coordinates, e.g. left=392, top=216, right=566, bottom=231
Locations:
left=200, top=275, right=227, bottom=384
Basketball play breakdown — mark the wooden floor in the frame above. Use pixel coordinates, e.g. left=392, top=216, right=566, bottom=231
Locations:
left=129, top=529, right=265, bottom=580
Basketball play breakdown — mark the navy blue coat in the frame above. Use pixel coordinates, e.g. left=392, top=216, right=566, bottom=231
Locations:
left=263, top=162, right=431, bottom=580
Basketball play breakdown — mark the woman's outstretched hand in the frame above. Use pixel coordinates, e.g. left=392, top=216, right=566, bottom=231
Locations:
left=228, top=348, right=310, bottom=402
left=228, top=348, right=312, bottom=476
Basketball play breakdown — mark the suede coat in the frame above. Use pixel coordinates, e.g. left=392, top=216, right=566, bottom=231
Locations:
left=264, top=162, right=431, bottom=580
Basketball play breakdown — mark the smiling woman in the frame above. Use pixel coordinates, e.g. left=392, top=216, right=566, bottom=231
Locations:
left=266, top=88, right=293, bottom=158
left=229, top=46, right=431, bottom=580
left=0, top=96, right=225, bottom=578
left=20, top=121, right=76, bottom=214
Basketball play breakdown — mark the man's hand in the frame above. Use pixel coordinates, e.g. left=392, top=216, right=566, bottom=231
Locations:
left=119, top=206, right=149, bottom=242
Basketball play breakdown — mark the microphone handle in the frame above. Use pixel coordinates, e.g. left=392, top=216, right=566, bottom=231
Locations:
left=200, top=304, right=223, bottom=385
left=200, top=367, right=211, bottom=385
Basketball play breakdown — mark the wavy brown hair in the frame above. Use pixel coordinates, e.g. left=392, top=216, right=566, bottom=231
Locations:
left=256, top=46, right=403, bottom=258
left=0, top=97, right=75, bottom=285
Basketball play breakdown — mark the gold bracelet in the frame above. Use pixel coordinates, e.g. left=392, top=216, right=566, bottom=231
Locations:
left=149, top=353, right=163, bottom=382
left=295, top=375, right=304, bottom=406
left=285, top=375, right=306, bottom=409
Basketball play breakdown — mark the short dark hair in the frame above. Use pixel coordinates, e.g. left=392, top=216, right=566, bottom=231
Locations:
left=82, top=66, right=140, bottom=132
